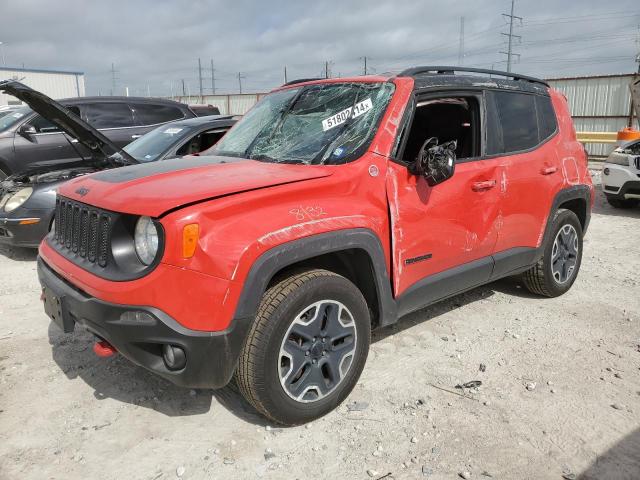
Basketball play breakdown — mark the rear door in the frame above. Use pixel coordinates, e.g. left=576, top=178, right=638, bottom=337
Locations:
left=80, top=102, right=136, bottom=148
left=486, top=90, right=560, bottom=260
left=129, top=101, right=188, bottom=141
left=387, top=91, right=502, bottom=304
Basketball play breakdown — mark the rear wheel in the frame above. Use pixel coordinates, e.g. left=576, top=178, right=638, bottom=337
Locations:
left=235, top=269, right=370, bottom=425
left=605, top=195, right=638, bottom=209
left=523, top=209, right=583, bottom=297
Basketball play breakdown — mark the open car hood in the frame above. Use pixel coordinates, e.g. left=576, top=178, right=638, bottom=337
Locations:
left=0, top=80, right=136, bottom=164
left=58, top=155, right=334, bottom=217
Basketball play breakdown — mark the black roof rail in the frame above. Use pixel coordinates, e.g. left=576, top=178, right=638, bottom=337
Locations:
left=397, top=66, right=549, bottom=87
left=282, top=77, right=324, bottom=87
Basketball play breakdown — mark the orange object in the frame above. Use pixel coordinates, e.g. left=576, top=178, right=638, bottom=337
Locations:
left=182, top=223, right=199, bottom=258
left=617, top=127, right=640, bottom=142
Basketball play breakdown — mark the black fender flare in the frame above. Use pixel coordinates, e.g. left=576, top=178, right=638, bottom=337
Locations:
left=232, top=228, right=398, bottom=326
left=541, top=185, right=592, bottom=250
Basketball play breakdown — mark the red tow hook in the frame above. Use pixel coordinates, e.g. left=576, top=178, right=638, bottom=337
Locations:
left=93, top=340, right=117, bottom=358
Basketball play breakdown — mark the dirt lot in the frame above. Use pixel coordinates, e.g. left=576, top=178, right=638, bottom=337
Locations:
left=1, top=177, right=639, bottom=480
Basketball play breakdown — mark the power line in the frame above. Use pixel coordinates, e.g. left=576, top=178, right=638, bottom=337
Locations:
left=501, top=0, right=522, bottom=72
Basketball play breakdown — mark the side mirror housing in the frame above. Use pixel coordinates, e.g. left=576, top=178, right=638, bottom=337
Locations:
left=410, top=137, right=456, bottom=186
left=18, top=123, right=37, bottom=141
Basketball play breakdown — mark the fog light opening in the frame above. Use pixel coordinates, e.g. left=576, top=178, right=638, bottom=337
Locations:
left=162, top=344, right=186, bottom=371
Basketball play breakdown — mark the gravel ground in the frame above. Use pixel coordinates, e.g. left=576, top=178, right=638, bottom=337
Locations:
left=1, top=178, right=639, bottom=480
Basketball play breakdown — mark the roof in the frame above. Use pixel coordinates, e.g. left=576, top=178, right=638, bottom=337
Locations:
left=167, top=115, right=235, bottom=127
left=0, top=66, right=84, bottom=76
left=58, top=96, right=190, bottom=106
left=277, top=66, right=550, bottom=95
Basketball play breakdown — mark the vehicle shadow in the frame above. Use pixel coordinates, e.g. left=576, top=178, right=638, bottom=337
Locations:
left=592, top=185, right=640, bottom=219
left=0, top=243, right=37, bottom=261
left=47, top=322, right=267, bottom=424
left=578, top=427, right=640, bottom=479
left=44, top=275, right=534, bottom=425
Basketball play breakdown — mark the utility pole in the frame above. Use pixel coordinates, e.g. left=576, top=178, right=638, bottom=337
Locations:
left=210, top=59, right=216, bottom=95
left=324, top=61, right=333, bottom=79
left=198, top=58, right=203, bottom=99
left=110, top=63, right=118, bottom=96
left=458, top=17, right=465, bottom=65
left=237, top=72, right=245, bottom=94
left=362, top=56, right=367, bottom=75
left=0, top=42, right=5, bottom=66
left=284, top=66, right=288, bottom=84
left=181, top=79, right=186, bottom=96
left=500, top=0, right=522, bottom=72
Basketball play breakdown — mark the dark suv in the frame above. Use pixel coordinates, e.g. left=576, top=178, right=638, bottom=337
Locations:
left=0, top=95, right=195, bottom=179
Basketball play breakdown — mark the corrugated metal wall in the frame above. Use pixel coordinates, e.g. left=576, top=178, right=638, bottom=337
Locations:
left=547, top=74, right=637, bottom=156
left=0, top=67, right=85, bottom=106
left=171, top=93, right=267, bottom=115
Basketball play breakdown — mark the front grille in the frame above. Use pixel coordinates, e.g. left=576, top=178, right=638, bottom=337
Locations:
left=53, top=197, right=114, bottom=268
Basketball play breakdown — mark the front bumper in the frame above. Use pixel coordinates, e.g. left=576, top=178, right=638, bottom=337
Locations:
left=38, top=257, right=251, bottom=389
left=602, top=161, right=640, bottom=199
left=0, top=214, right=49, bottom=247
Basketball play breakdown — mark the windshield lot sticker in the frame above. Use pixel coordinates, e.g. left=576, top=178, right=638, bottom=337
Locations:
left=322, top=98, right=373, bottom=131
left=164, top=127, right=183, bottom=135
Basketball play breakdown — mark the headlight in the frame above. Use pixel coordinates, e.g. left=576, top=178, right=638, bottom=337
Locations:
left=3, top=187, right=33, bottom=212
left=606, top=150, right=631, bottom=166
left=134, top=216, right=159, bottom=265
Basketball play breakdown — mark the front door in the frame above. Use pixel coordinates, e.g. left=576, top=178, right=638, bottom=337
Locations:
left=386, top=93, right=502, bottom=311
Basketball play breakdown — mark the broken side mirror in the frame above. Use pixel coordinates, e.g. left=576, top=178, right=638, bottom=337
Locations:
left=409, top=137, right=457, bottom=186
left=18, top=123, right=37, bottom=141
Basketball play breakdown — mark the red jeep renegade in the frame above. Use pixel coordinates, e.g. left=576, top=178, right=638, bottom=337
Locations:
left=38, top=67, right=593, bottom=425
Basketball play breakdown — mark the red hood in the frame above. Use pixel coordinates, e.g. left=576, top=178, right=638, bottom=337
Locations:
left=58, top=156, right=333, bottom=217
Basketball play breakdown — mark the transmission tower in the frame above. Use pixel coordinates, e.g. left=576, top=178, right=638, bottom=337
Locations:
left=458, top=17, right=465, bottom=65
left=500, top=0, right=522, bottom=72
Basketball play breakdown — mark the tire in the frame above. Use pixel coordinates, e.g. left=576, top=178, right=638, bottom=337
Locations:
left=605, top=195, right=638, bottom=209
left=235, top=269, right=370, bottom=426
left=523, top=209, right=583, bottom=297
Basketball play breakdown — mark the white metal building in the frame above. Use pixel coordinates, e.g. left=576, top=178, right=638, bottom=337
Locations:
left=171, top=93, right=267, bottom=116
left=547, top=73, right=638, bottom=156
left=0, top=66, right=85, bottom=106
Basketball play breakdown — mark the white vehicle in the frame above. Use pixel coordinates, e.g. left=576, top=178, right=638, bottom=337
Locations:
left=602, top=139, right=640, bottom=208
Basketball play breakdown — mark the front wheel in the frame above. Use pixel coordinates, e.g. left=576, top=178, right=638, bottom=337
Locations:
left=523, top=209, right=583, bottom=297
left=235, top=269, right=370, bottom=425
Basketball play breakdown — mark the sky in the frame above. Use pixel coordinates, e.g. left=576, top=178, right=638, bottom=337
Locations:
left=0, top=0, right=639, bottom=97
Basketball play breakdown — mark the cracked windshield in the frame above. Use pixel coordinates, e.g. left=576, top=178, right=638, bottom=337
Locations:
left=213, top=82, right=394, bottom=164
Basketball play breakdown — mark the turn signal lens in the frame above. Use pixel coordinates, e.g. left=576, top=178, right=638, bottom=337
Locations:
left=182, top=223, right=199, bottom=258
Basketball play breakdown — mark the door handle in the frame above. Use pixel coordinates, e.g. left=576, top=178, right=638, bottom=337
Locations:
left=131, top=134, right=142, bottom=139
left=540, top=166, right=557, bottom=175
left=472, top=180, right=497, bottom=192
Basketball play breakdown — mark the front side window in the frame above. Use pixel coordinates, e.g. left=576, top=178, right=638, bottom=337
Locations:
left=26, top=106, right=81, bottom=133
left=213, top=82, right=395, bottom=165
left=83, top=102, right=134, bottom=129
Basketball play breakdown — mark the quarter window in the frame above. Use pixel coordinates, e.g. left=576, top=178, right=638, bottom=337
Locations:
left=82, top=103, right=134, bottom=129
left=536, top=95, right=557, bottom=141
left=131, top=103, right=185, bottom=126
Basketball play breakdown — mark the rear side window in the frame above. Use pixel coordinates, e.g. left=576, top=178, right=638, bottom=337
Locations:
left=536, top=95, right=557, bottom=141
left=486, top=91, right=557, bottom=155
left=83, top=103, right=134, bottom=129
left=492, top=91, right=538, bottom=153
left=131, top=103, right=185, bottom=126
